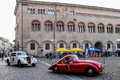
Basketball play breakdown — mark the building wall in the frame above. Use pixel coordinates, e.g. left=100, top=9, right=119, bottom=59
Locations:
left=15, top=1, right=120, bottom=56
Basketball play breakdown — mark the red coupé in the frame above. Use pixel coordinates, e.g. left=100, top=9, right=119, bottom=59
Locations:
left=48, top=54, right=104, bottom=77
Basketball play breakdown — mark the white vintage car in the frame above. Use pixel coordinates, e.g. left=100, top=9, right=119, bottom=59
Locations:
left=5, top=51, right=37, bottom=67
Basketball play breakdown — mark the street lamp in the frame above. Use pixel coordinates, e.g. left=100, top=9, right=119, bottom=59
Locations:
left=52, top=4, right=57, bottom=52
left=51, top=39, right=55, bottom=52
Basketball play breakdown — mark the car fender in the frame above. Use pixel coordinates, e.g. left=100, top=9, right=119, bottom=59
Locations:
left=48, top=64, right=56, bottom=70
left=5, top=57, right=11, bottom=63
left=84, top=64, right=99, bottom=72
left=18, top=58, right=27, bottom=64
left=31, top=58, right=37, bottom=64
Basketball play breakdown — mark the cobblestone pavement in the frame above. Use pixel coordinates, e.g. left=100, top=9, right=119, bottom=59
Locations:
left=39, top=56, right=120, bottom=80
left=0, top=59, right=70, bottom=80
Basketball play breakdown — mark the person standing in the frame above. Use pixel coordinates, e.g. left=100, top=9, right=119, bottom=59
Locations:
left=1, top=51, right=4, bottom=60
left=105, top=50, right=108, bottom=57
left=49, top=52, right=52, bottom=60
left=46, top=53, right=49, bottom=59
left=33, top=52, right=37, bottom=58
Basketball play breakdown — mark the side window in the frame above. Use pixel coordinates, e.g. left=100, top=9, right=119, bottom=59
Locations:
left=61, top=57, right=70, bottom=64
left=11, top=53, right=16, bottom=56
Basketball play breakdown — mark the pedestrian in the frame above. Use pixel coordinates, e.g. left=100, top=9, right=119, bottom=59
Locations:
left=33, top=52, right=37, bottom=58
left=46, top=53, right=49, bottom=59
left=1, top=51, right=4, bottom=60
left=49, top=52, right=52, bottom=60
left=105, top=50, right=108, bottom=57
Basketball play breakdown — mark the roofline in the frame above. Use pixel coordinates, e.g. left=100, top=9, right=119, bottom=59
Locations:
left=25, top=0, right=120, bottom=12
left=14, top=0, right=120, bottom=15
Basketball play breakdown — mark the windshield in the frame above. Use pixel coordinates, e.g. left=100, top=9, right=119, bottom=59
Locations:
left=71, top=55, right=79, bottom=61
left=17, top=52, right=27, bottom=56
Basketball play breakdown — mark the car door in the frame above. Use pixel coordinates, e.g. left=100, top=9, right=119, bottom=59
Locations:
left=58, top=57, right=73, bottom=72
left=11, top=53, right=17, bottom=64
left=70, top=61, right=80, bottom=72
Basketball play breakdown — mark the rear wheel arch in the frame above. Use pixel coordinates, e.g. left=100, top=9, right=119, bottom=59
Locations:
left=7, top=59, right=10, bottom=65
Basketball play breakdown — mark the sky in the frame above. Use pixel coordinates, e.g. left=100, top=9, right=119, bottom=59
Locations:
left=0, top=0, right=120, bottom=44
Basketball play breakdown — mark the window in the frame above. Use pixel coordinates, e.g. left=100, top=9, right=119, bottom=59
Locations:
left=56, top=21, right=64, bottom=32
left=38, top=9, right=45, bottom=14
left=107, top=24, right=113, bottom=33
left=98, top=24, right=104, bottom=33
left=67, top=22, right=75, bottom=32
left=88, top=23, right=95, bottom=33
left=11, top=53, right=16, bottom=56
left=78, top=22, right=85, bottom=32
left=31, top=20, right=40, bottom=31
left=28, top=8, right=31, bottom=14
left=28, top=8, right=35, bottom=14
left=60, top=43, right=64, bottom=48
left=117, top=43, right=120, bottom=48
left=45, top=43, right=50, bottom=50
left=85, top=43, right=89, bottom=48
left=30, top=43, right=35, bottom=50
left=56, top=10, right=60, bottom=14
left=44, top=21, right=53, bottom=31
left=70, top=11, right=74, bottom=15
left=73, top=43, right=77, bottom=48
left=48, top=10, right=54, bottom=15
left=107, top=43, right=110, bottom=50
left=115, top=25, right=120, bottom=33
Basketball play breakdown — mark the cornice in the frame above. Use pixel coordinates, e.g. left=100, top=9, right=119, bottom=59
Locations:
left=20, top=0, right=120, bottom=12
left=14, top=0, right=120, bottom=16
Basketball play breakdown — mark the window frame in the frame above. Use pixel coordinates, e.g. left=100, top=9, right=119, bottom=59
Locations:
left=45, top=43, right=50, bottom=50
left=30, top=43, right=35, bottom=50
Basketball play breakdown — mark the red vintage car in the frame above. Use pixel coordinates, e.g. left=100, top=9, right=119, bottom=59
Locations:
left=48, top=54, right=104, bottom=77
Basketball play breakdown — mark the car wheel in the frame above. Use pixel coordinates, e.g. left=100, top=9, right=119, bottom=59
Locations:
left=17, top=61, right=22, bottom=67
left=7, top=60, right=10, bottom=66
left=32, top=64, right=36, bottom=67
left=53, top=66, right=59, bottom=73
left=85, top=67, right=96, bottom=77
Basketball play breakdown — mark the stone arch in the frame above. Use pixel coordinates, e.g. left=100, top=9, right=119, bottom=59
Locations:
left=26, top=40, right=39, bottom=55
left=69, top=40, right=80, bottom=49
left=94, top=41, right=103, bottom=50
left=82, top=40, right=92, bottom=49
left=42, top=40, right=53, bottom=46
left=105, top=41, right=114, bottom=51
left=27, top=40, right=39, bottom=45
left=56, top=40, right=67, bottom=49
left=42, top=40, right=53, bottom=56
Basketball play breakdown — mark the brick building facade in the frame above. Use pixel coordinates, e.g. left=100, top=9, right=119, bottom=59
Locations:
left=14, top=0, right=120, bottom=57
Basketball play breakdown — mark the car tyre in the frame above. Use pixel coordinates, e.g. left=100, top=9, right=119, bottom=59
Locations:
left=85, top=67, right=96, bottom=77
left=32, top=64, right=36, bottom=67
left=17, top=60, right=22, bottom=67
left=7, top=59, right=10, bottom=66
left=53, top=66, right=59, bottom=73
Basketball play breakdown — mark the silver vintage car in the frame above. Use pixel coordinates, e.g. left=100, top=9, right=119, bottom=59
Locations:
left=5, top=51, right=37, bottom=67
